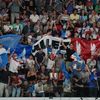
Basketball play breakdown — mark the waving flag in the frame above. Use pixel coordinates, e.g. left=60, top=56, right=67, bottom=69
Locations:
left=18, top=48, right=26, bottom=58
left=15, top=44, right=32, bottom=58
left=61, top=61, right=70, bottom=79
left=71, top=38, right=100, bottom=60
left=0, top=34, right=22, bottom=49
left=71, top=52, right=81, bottom=62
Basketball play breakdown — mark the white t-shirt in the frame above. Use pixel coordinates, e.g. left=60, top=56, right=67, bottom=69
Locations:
left=9, top=58, right=20, bottom=73
left=30, top=14, right=39, bottom=23
left=47, top=58, right=55, bottom=70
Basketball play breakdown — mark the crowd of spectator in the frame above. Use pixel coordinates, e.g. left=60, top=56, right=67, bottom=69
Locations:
left=0, top=0, right=100, bottom=97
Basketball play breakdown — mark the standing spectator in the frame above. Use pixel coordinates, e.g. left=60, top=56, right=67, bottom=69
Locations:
left=8, top=0, right=22, bottom=23
left=95, top=49, right=100, bottom=71
left=49, top=67, right=59, bottom=96
left=35, top=80, right=45, bottom=97
left=87, top=55, right=96, bottom=70
left=69, top=61, right=82, bottom=78
left=86, top=0, right=93, bottom=12
left=29, top=11, right=39, bottom=24
left=12, top=18, right=23, bottom=34
left=10, top=73, right=22, bottom=97
left=92, top=0, right=97, bottom=9
left=34, top=0, right=42, bottom=14
left=62, top=42, right=75, bottom=70
left=88, top=69, right=98, bottom=97
left=0, top=68, right=9, bottom=97
left=75, top=1, right=84, bottom=14
left=79, top=10, right=88, bottom=23
left=95, top=1, right=100, bottom=14
left=37, top=65, right=48, bottom=84
left=57, top=70, right=64, bottom=96
left=27, top=68, right=36, bottom=83
left=27, top=80, right=35, bottom=97
left=89, top=10, right=98, bottom=24
left=35, top=48, right=45, bottom=70
left=0, top=0, right=6, bottom=9
left=47, top=52, right=56, bottom=71
left=66, top=0, right=74, bottom=15
left=59, top=10, right=70, bottom=26
left=9, top=53, right=21, bottom=74
left=70, top=9, right=80, bottom=24
left=26, top=55, right=35, bottom=70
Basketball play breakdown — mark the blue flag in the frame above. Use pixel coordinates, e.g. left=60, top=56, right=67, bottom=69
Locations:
left=71, top=52, right=81, bottom=62
left=15, top=44, right=32, bottom=58
left=18, top=48, right=26, bottom=58
left=61, top=61, right=70, bottom=79
left=0, top=34, right=21, bottom=49
left=0, top=53, right=8, bottom=68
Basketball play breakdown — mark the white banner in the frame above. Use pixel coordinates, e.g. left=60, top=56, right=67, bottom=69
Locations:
left=32, top=35, right=71, bottom=55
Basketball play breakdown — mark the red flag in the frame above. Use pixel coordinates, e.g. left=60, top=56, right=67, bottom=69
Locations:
left=71, top=38, right=100, bottom=60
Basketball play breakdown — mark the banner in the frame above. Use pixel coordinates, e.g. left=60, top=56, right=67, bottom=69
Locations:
left=0, top=34, right=22, bottom=49
left=32, top=35, right=71, bottom=55
left=32, top=36, right=100, bottom=60
left=72, top=38, right=100, bottom=60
